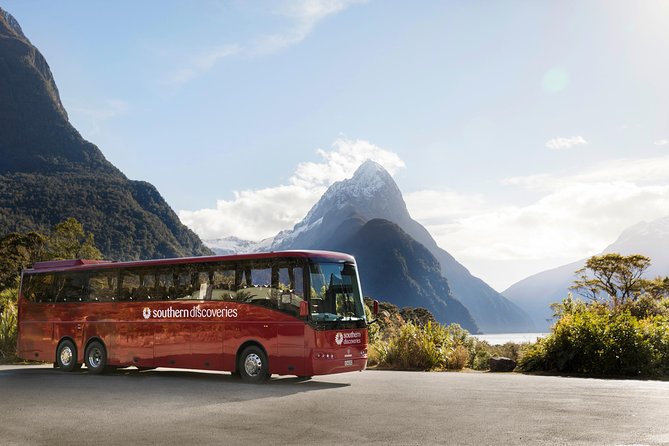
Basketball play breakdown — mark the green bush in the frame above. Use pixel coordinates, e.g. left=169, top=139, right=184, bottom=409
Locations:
left=446, top=345, right=470, bottom=370
left=0, top=288, right=18, bottom=360
left=385, top=322, right=443, bottom=370
left=373, top=321, right=475, bottom=371
left=517, top=304, right=669, bottom=376
left=470, top=346, right=492, bottom=370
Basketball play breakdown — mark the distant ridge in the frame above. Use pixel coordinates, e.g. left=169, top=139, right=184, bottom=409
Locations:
left=503, top=215, right=669, bottom=330
left=0, top=7, right=211, bottom=260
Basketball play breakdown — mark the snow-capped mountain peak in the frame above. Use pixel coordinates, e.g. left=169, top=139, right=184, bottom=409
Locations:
left=302, top=160, right=405, bottom=224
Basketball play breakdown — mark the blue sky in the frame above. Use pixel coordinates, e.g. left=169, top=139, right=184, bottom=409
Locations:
left=4, top=1, right=669, bottom=290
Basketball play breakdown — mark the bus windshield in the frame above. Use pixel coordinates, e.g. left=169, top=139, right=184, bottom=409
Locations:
left=309, top=261, right=365, bottom=322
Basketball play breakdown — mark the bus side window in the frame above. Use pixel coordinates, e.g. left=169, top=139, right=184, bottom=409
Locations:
left=174, top=268, right=196, bottom=300
left=55, top=272, right=88, bottom=303
left=276, top=266, right=303, bottom=317
left=24, top=273, right=56, bottom=303
left=211, top=266, right=235, bottom=301
left=120, top=270, right=140, bottom=301
left=193, top=271, right=209, bottom=300
left=155, top=271, right=172, bottom=300
left=88, top=270, right=118, bottom=302
left=233, top=263, right=274, bottom=308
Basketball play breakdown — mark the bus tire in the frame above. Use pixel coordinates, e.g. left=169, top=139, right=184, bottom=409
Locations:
left=84, top=340, right=107, bottom=374
left=239, top=345, right=270, bottom=383
left=56, top=339, right=78, bottom=372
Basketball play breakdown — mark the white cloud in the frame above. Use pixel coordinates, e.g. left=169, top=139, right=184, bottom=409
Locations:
left=545, top=136, right=588, bottom=150
left=505, top=156, right=669, bottom=191
left=405, top=155, right=669, bottom=289
left=164, top=44, right=240, bottom=85
left=165, top=1, right=364, bottom=85
left=436, top=181, right=669, bottom=262
left=178, top=137, right=403, bottom=240
left=250, top=0, right=366, bottom=55
left=655, top=139, right=669, bottom=146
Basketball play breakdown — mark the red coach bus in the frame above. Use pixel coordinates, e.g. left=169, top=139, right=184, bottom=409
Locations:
left=17, top=251, right=374, bottom=382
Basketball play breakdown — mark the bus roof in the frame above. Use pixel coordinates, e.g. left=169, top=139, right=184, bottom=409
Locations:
left=24, top=250, right=356, bottom=274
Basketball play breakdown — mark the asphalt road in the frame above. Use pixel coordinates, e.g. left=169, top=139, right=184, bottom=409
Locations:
left=1, top=365, right=669, bottom=445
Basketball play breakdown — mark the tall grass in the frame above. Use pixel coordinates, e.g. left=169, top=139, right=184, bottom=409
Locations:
left=370, top=320, right=475, bottom=371
left=0, top=288, right=18, bottom=360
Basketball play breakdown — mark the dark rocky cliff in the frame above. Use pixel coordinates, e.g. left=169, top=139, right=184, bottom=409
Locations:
left=0, top=7, right=211, bottom=260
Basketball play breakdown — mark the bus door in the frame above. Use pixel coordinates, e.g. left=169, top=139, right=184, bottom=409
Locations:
left=275, top=264, right=307, bottom=375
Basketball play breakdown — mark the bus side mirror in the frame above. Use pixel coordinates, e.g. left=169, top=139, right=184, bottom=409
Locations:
left=299, top=300, right=309, bottom=318
left=373, top=300, right=379, bottom=317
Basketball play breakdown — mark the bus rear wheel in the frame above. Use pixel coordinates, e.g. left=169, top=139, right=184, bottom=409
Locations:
left=84, top=341, right=107, bottom=374
left=239, top=346, right=270, bottom=383
left=56, top=340, right=79, bottom=372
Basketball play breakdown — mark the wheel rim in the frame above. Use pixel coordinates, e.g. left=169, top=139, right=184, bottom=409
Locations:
left=244, top=353, right=262, bottom=377
left=88, top=347, right=103, bottom=368
left=60, top=346, right=73, bottom=366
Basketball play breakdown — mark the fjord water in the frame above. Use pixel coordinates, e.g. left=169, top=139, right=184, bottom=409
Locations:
left=472, top=332, right=548, bottom=345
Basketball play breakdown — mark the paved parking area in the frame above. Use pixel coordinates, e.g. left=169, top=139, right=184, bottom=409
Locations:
left=1, top=365, right=668, bottom=445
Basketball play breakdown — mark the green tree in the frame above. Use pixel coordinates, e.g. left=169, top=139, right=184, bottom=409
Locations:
left=0, top=217, right=102, bottom=293
left=45, top=217, right=102, bottom=261
left=519, top=253, right=669, bottom=377
left=0, top=218, right=102, bottom=360
left=0, top=231, right=47, bottom=290
left=570, top=253, right=651, bottom=307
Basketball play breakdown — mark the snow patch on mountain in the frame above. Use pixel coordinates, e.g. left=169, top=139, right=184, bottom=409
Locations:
left=204, top=235, right=272, bottom=255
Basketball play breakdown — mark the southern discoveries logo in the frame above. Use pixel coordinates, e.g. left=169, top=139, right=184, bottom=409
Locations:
left=142, top=306, right=237, bottom=319
left=335, top=331, right=362, bottom=345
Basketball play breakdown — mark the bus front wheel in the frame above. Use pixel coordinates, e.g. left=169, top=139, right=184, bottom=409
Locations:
left=84, top=341, right=107, bottom=374
left=238, top=346, right=270, bottom=383
left=56, top=340, right=79, bottom=372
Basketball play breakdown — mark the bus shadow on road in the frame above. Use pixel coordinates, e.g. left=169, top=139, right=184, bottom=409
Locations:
left=0, top=365, right=350, bottom=403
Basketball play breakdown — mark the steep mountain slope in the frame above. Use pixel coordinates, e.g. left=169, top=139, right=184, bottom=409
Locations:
left=332, top=218, right=478, bottom=332
left=268, top=160, right=534, bottom=332
left=503, top=215, right=669, bottom=331
left=0, top=7, right=211, bottom=259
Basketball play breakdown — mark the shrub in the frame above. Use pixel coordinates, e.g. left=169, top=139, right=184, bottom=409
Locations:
left=470, top=346, right=492, bottom=370
left=446, top=345, right=470, bottom=370
left=364, top=300, right=478, bottom=371
left=367, top=340, right=391, bottom=367
left=0, top=288, right=18, bottom=360
left=377, top=321, right=475, bottom=370
left=385, top=322, right=443, bottom=370
left=517, top=304, right=669, bottom=376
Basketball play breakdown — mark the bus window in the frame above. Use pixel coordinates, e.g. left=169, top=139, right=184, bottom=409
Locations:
left=154, top=270, right=173, bottom=300
left=210, top=266, right=235, bottom=301
left=54, top=272, right=88, bottom=303
left=24, top=273, right=57, bottom=303
left=276, top=266, right=304, bottom=316
left=193, top=271, right=209, bottom=300
left=120, top=270, right=140, bottom=301
left=309, top=262, right=365, bottom=321
left=88, top=270, right=118, bottom=302
left=234, top=263, right=274, bottom=308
